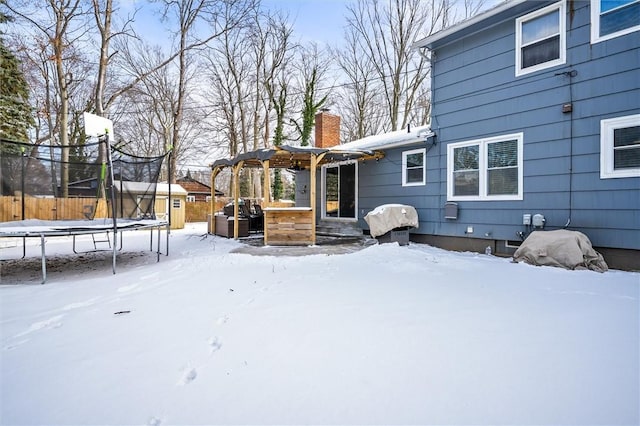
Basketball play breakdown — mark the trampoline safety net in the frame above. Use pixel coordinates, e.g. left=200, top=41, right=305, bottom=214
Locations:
left=1, top=138, right=168, bottom=222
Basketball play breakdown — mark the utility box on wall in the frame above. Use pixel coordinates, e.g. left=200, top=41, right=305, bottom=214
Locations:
left=444, top=202, right=458, bottom=220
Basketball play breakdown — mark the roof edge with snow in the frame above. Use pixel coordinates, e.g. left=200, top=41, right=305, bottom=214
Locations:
left=333, top=125, right=434, bottom=152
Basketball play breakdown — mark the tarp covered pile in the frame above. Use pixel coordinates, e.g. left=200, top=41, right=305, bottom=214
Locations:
left=513, top=230, right=608, bottom=272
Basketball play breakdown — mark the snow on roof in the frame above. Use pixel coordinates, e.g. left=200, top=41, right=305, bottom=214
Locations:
left=331, top=125, right=433, bottom=152
left=115, top=181, right=188, bottom=195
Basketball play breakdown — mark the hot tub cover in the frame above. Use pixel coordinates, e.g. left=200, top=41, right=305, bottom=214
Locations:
left=513, top=229, right=608, bottom=272
left=364, top=204, right=419, bottom=237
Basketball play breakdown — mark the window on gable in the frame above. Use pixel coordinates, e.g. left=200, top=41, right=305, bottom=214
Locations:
left=515, top=2, right=566, bottom=76
left=591, top=0, right=640, bottom=43
left=600, top=114, right=640, bottom=179
left=402, top=148, right=426, bottom=186
left=448, top=133, right=523, bottom=201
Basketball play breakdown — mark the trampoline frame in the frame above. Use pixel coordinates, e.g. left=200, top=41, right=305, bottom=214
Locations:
left=1, top=133, right=174, bottom=284
left=0, top=219, right=169, bottom=284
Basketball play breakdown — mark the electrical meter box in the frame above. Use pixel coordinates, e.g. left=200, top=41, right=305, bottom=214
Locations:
left=532, top=214, right=545, bottom=228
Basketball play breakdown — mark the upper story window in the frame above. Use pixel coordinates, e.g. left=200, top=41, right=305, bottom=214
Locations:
left=591, top=0, right=640, bottom=43
left=447, top=133, right=524, bottom=201
left=600, top=114, right=640, bottom=179
left=186, top=195, right=196, bottom=202
left=402, top=148, right=426, bottom=186
left=515, top=1, right=566, bottom=77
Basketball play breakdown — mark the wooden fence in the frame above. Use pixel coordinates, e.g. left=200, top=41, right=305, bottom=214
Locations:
left=0, top=196, right=108, bottom=222
left=2, top=195, right=299, bottom=223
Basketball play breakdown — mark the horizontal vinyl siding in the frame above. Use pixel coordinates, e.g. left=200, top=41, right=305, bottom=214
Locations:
left=423, top=0, right=639, bottom=249
left=357, top=148, right=440, bottom=232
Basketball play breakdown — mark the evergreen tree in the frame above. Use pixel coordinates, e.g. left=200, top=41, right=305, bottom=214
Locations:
left=0, top=17, right=33, bottom=142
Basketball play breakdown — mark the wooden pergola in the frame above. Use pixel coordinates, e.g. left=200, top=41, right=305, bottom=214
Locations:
left=209, top=144, right=383, bottom=245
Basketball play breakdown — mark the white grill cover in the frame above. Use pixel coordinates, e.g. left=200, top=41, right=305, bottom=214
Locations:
left=364, top=204, right=419, bottom=237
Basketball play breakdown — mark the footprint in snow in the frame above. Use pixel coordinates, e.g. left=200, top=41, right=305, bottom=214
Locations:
left=177, top=366, right=197, bottom=385
left=147, top=416, right=162, bottom=426
left=216, top=315, right=229, bottom=325
left=209, top=336, right=222, bottom=355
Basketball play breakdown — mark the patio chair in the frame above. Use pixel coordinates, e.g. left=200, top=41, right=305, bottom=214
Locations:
left=240, top=202, right=263, bottom=233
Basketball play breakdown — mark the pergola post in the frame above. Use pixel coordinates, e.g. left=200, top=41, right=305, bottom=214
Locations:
left=262, top=159, right=270, bottom=242
left=210, top=168, right=221, bottom=235
left=232, top=161, right=244, bottom=239
left=310, top=154, right=317, bottom=246
left=312, top=152, right=328, bottom=246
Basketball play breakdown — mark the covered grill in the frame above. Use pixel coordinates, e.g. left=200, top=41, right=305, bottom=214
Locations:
left=364, top=204, right=419, bottom=245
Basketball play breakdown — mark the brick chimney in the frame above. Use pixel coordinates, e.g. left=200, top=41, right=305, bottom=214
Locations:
left=314, top=110, right=340, bottom=148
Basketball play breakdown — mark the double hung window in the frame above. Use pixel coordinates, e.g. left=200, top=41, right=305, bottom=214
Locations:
left=515, top=2, right=566, bottom=76
left=600, top=114, right=640, bottom=179
left=402, top=148, right=426, bottom=186
left=591, top=0, right=640, bottom=43
left=447, top=133, right=523, bottom=201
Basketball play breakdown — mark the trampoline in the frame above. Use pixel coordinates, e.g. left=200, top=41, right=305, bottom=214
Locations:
left=0, top=218, right=168, bottom=283
left=1, top=131, right=172, bottom=284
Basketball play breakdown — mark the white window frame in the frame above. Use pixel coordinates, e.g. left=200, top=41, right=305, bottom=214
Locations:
left=402, top=148, right=426, bottom=186
left=186, top=195, right=196, bottom=202
left=600, top=114, right=640, bottom=179
left=591, top=0, right=640, bottom=43
left=515, top=1, right=566, bottom=77
left=447, top=133, right=524, bottom=201
left=320, top=160, right=358, bottom=221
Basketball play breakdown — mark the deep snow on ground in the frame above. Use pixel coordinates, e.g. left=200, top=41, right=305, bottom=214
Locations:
left=1, top=223, right=638, bottom=425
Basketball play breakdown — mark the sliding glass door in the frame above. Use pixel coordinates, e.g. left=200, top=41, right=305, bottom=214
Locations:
left=322, top=161, right=356, bottom=219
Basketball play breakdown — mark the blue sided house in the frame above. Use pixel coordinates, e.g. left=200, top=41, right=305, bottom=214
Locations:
left=319, top=0, right=639, bottom=269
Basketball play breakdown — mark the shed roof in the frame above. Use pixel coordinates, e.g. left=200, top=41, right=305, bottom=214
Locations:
left=114, top=180, right=187, bottom=195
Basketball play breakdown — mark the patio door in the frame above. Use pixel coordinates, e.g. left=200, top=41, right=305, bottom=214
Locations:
left=322, top=161, right=357, bottom=220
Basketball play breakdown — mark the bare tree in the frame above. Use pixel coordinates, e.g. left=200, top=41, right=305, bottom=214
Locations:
left=155, top=0, right=255, bottom=183
left=333, top=25, right=386, bottom=141
left=202, top=9, right=295, bottom=197
left=343, top=0, right=434, bottom=132
left=335, top=0, right=483, bottom=139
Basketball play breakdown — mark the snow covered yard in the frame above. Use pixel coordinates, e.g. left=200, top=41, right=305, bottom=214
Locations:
left=1, top=222, right=638, bottom=425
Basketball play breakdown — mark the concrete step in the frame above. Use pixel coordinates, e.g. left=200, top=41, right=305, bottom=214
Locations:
left=316, top=220, right=363, bottom=237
